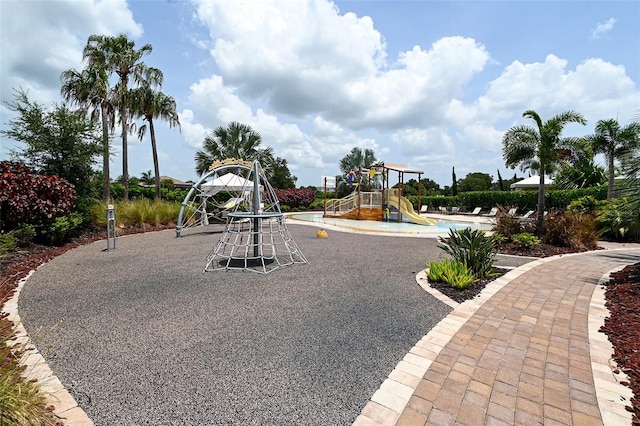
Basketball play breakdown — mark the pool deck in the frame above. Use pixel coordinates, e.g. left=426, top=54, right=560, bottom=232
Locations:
left=3, top=219, right=640, bottom=425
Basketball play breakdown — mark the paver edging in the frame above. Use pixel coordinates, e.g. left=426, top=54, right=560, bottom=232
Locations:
left=2, top=269, right=94, bottom=426
left=355, top=248, right=640, bottom=426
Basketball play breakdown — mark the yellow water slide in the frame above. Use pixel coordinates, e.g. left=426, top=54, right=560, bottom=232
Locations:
left=387, top=195, right=437, bottom=226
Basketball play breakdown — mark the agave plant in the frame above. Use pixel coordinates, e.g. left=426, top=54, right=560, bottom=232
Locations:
left=437, top=228, right=498, bottom=279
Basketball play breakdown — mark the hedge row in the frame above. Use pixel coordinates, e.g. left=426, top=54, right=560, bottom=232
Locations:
left=407, top=186, right=608, bottom=212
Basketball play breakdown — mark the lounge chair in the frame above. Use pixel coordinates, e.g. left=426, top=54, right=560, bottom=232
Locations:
left=419, top=205, right=428, bottom=214
left=521, top=210, right=535, bottom=219
left=507, top=208, right=517, bottom=217
left=484, top=207, right=498, bottom=216
left=439, top=206, right=448, bottom=214
left=451, top=207, right=459, bottom=214
left=464, top=207, right=482, bottom=215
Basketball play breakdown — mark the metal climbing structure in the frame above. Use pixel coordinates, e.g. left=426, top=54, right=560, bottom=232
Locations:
left=176, top=158, right=307, bottom=274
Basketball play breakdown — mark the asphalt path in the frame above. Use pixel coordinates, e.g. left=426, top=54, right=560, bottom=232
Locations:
left=19, top=224, right=454, bottom=425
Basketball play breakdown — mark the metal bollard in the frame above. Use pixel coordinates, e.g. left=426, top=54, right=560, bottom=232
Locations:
left=106, top=204, right=116, bottom=251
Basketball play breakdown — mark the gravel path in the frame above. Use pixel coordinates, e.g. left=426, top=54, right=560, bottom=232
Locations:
left=19, top=224, right=452, bottom=425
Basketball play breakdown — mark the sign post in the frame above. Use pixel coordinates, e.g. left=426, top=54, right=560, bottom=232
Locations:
left=106, top=204, right=116, bottom=251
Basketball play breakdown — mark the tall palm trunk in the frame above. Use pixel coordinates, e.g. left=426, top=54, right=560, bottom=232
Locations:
left=121, top=105, right=129, bottom=202
left=149, top=119, right=161, bottom=201
left=607, top=153, right=615, bottom=200
left=101, top=104, right=111, bottom=201
left=536, top=171, right=546, bottom=237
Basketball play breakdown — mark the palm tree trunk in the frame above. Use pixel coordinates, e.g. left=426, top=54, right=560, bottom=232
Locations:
left=121, top=110, right=129, bottom=202
left=101, top=105, right=110, bottom=202
left=536, top=172, right=546, bottom=237
left=149, top=119, right=161, bottom=201
left=607, top=153, right=615, bottom=200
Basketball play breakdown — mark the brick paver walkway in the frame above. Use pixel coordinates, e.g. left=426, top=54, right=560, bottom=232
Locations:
left=355, top=248, right=640, bottom=426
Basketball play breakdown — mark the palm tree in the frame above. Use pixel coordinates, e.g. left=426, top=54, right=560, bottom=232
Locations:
left=130, top=87, right=180, bottom=200
left=194, top=122, right=274, bottom=176
left=61, top=62, right=115, bottom=201
left=503, top=109, right=587, bottom=235
left=584, top=118, right=640, bottom=200
left=338, top=147, right=378, bottom=192
left=87, top=34, right=163, bottom=201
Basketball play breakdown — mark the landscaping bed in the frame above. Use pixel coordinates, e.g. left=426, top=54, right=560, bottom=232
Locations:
left=600, top=262, right=640, bottom=424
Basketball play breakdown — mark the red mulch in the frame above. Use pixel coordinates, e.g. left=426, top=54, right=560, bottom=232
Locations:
left=601, top=263, right=640, bottom=425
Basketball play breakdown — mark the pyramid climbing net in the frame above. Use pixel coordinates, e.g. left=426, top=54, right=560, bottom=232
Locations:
left=203, top=159, right=307, bottom=274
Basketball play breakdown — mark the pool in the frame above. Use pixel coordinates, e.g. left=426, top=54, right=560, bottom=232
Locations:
left=287, top=212, right=492, bottom=236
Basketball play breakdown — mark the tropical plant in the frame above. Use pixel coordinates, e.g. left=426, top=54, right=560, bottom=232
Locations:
left=195, top=121, right=274, bottom=176
left=337, top=147, right=378, bottom=193
left=61, top=42, right=116, bottom=202
left=512, top=232, right=540, bottom=248
left=502, top=109, right=587, bottom=235
left=597, top=198, right=640, bottom=242
left=437, top=228, right=498, bottom=279
left=426, top=259, right=477, bottom=290
left=553, top=157, right=607, bottom=190
left=86, top=34, right=163, bottom=201
left=567, top=195, right=605, bottom=215
left=130, top=87, right=180, bottom=200
left=140, top=170, right=154, bottom=185
left=585, top=118, right=640, bottom=200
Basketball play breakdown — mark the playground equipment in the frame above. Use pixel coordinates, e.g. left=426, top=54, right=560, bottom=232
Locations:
left=176, top=159, right=308, bottom=274
left=323, top=162, right=436, bottom=226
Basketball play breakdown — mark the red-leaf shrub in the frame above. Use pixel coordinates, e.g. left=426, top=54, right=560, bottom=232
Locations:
left=273, top=188, right=315, bottom=209
left=0, top=161, right=76, bottom=231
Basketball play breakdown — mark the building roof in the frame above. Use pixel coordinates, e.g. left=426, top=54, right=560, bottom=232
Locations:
left=510, top=175, right=554, bottom=189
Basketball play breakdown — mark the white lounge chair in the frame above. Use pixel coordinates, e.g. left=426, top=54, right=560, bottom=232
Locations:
left=451, top=207, right=459, bottom=214
left=521, top=210, right=535, bottom=219
left=465, top=207, right=482, bottom=215
left=439, top=206, right=448, bottom=214
left=484, top=207, right=498, bottom=216
left=419, top=205, right=428, bottom=214
left=507, top=208, right=517, bottom=217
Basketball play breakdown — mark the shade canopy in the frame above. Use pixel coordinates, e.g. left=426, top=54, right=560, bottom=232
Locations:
left=200, top=173, right=261, bottom=195
left=510, top=175, right=554, bottom=190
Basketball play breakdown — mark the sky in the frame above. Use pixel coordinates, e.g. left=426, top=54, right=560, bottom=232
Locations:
left=1, top=0, right=638, bottom=188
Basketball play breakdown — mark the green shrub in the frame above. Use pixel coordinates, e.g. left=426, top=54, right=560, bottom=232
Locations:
left=596, top=199, right=640, bottom=242
left=0, top=233, right=17, bottom=257
left=12, top=224, right=36, bottom=246
left=512, top=232, right=540, bottom=248
left=427, top=259, right=477, bottom=289
left=567, top=195, right=605, bottom=215
left=37, top=212, right=84, bottom=245
left=437, top=228, right=498, bottom=279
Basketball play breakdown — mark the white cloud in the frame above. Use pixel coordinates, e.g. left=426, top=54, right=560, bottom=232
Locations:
left=591, top=17, right=617, bottom=39
left=0, top=0, right=141, bottom=107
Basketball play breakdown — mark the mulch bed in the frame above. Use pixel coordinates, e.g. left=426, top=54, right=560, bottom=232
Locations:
left=600, top=263, right=640, bottom=424
left=427, top=268, right=510, bottom=304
